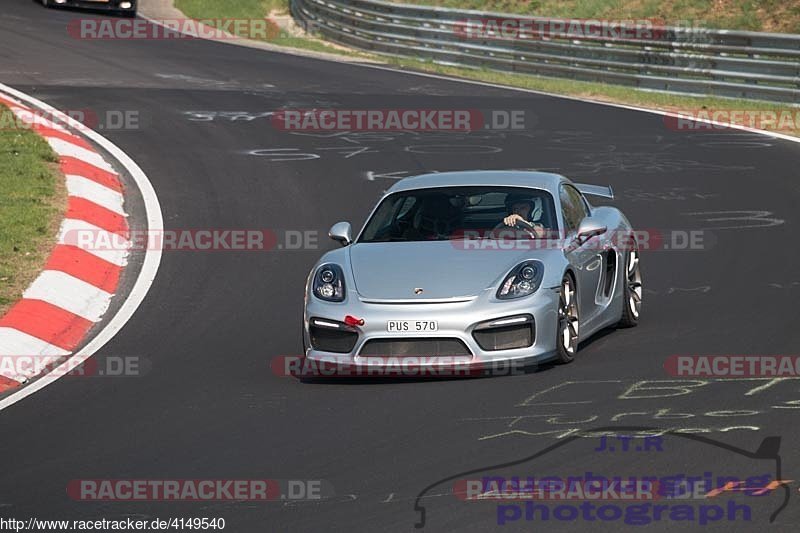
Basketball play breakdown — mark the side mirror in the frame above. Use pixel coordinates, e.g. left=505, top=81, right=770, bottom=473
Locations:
left=576, top=217, right=607, bottom=244
left=329, top=221, right=352, bottom=246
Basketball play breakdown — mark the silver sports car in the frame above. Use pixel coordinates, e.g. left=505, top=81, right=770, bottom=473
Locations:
left=302, top=171, right=642, bottom=374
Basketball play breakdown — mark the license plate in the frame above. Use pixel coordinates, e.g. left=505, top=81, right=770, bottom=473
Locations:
left=387, top=320, right=438, bottom=332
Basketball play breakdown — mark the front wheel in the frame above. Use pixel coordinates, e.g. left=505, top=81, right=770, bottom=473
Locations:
left=618, top=248, right=642, bottom=327
left=555, top=274, right=579, bottom=363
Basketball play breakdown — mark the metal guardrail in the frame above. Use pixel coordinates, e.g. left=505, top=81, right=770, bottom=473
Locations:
left=291, top=0, right=800, bottom=103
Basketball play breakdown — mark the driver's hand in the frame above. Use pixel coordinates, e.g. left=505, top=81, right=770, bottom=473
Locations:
left=503, top=214, right=524, bottom=227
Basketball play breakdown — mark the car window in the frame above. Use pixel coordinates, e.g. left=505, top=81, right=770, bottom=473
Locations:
left=358, top=195, right=407, bottom=242
left=560, top=184, right=589, bottom=232
left=396, top=196, right=416, bottom=219
left=357, top=186, right=558, bottom=243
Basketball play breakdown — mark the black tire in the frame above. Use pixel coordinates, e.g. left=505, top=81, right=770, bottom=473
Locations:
left=555, top=273, right=579, bottom=364
left=618, top=248, right=642, bottom=328
left=41, top=0, right=51, bottom=7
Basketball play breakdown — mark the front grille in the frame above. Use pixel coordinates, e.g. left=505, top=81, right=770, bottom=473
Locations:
left=309, top=325, right=359, bottom=353
left=473, top=323, right=534, bottom=351
left=359, top=338, right=471, bottom=357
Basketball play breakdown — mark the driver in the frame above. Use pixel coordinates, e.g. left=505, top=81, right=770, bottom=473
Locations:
left=499, top=193, right=545, bottom=238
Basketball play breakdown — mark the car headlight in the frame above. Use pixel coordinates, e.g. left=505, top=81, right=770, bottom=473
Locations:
left=497, top=260, right=544, bottom=300
left=313, top=264, right=345, bottom=302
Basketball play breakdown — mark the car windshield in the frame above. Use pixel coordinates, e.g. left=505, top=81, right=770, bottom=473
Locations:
left=358, top=186, right=558, bottom=243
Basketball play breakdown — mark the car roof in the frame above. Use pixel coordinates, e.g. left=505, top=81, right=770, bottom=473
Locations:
left=385, top=170, right=569, bottom=194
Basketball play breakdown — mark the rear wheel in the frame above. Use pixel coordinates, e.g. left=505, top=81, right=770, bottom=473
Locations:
left=618, top=248, right=642, bottom=327
left=555, top=274, right=579, bottom=363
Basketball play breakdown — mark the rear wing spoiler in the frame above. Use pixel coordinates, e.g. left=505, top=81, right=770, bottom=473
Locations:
left=574, top=183, right=614, bottom=199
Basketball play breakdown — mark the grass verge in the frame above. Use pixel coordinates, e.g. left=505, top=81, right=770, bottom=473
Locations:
left=387, top=0, right=800, bottom=34
left=174, top=0, right=371, bottom=56
left=0, top=105, right=66, bottom=316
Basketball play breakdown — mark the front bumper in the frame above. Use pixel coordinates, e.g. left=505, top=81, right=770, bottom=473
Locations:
left=54, top=0, right=136, bottom=12
left=303, top=287, right=561, bottom=373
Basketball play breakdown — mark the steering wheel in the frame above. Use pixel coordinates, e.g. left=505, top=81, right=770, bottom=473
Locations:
left=493, top=218, right=540, bottom=238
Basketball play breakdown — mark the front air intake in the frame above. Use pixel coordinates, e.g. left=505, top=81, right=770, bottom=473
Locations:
left=359, top=338, right=471, bottom=357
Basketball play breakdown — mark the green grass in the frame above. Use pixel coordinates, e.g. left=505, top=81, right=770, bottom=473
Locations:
left=0, top=106, right=64, bottom=315
left=174, top=0, right=370, bottom=56
left=388, top=0, right=800, bottom=34
left=175, top=0, right=282, bottom=18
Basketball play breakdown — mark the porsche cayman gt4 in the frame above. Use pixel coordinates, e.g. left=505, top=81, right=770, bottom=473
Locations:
left=303, top=171, right=642, bottom=373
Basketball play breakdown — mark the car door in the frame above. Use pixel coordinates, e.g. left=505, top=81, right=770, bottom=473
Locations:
left=560, top=184, right=604, bottom=323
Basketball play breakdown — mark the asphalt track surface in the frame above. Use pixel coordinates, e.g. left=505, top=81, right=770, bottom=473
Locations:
left=2, top=1, right=800, bottom=531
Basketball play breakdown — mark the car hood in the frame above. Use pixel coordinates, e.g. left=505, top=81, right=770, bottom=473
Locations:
left=347, top=241, right=559, bottom=301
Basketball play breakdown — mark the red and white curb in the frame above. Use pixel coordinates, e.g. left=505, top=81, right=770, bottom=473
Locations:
left=0, top=94, right=129, bottom=391
left=0, top=84, right=162, bottom=405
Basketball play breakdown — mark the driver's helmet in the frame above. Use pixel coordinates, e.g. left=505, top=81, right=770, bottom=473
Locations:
left=504, top=193, right=542, bottom=222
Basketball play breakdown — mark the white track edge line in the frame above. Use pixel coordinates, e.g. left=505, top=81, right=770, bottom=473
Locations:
left=0, top=82, right=164, bottom=411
